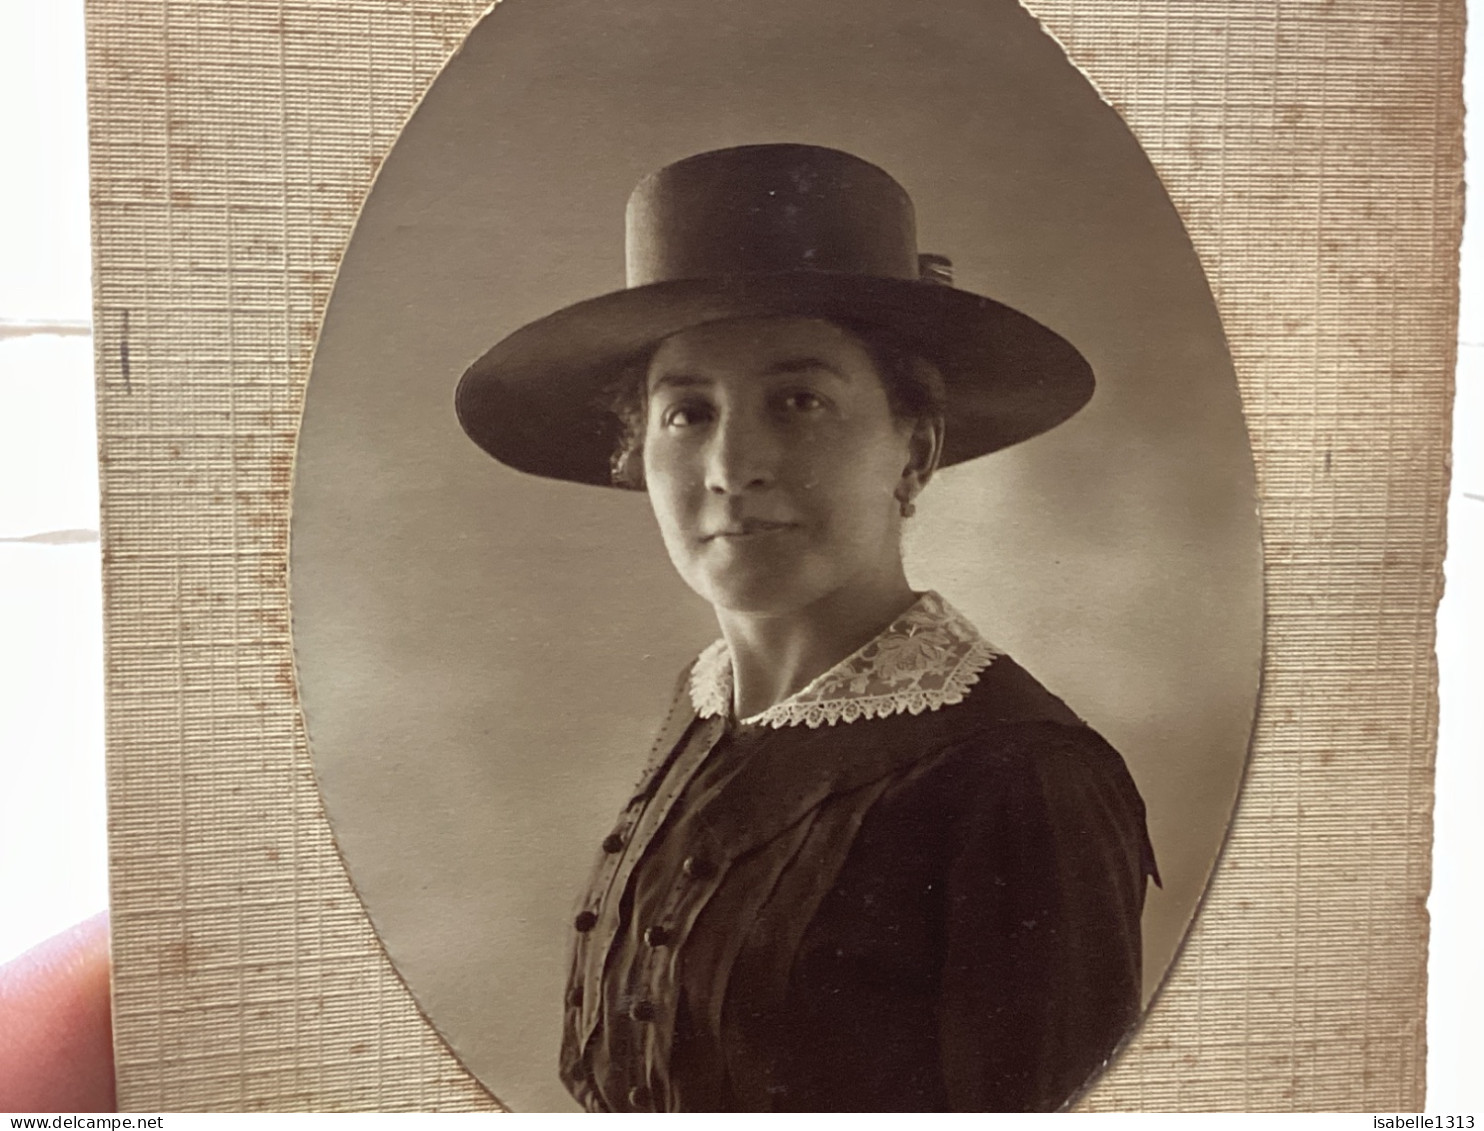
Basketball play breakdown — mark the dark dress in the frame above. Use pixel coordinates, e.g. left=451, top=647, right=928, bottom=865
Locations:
left=559, top=603, right=1158, bottom=1112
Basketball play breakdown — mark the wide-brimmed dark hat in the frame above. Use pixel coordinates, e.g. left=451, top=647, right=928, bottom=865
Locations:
left=456, top=143, right=1093, bottom=487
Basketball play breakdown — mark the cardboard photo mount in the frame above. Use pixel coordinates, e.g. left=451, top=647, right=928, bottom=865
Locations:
left=88, top=0, right=1458, bottom=1111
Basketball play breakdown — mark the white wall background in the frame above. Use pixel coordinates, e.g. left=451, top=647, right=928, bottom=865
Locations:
left=0, top=0, right=107, bottom=962
left=0, top=0, right=1475, bottom=1110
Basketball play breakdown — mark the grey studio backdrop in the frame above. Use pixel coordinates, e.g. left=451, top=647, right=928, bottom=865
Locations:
left=290, top=0, right=1262, bottom=1112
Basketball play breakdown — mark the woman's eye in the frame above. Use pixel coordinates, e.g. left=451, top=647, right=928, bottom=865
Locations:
left=660, top=402, right=711, bottom=428
left=783, top=391, right=828, bottom=413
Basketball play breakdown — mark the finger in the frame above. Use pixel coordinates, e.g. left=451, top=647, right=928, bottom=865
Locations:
left=0, top=911, right=116, bottom=1113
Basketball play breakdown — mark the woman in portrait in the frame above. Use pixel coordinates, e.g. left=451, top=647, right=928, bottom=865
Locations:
left=455, top=143, right=1159, bottom=1113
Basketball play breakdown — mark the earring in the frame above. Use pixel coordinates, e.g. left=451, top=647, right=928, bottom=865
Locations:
left=895, top=484, right=917, bottom=519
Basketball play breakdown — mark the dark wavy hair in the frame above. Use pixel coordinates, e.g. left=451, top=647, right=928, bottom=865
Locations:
left=605, top=320, right=948, bottom=490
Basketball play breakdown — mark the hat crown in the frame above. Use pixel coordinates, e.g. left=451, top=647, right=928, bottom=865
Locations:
left=625, top=144, right=921, bottom=287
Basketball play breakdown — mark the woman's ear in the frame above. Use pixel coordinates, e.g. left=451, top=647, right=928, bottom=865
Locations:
left=900, top=413, right=945, bottom=501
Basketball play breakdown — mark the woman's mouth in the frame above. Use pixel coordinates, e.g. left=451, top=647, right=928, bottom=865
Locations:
left=704, top=519, right=800, bottom=541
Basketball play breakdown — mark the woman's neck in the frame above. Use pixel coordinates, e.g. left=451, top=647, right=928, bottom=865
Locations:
left=715, top=574, right=920, bottom=722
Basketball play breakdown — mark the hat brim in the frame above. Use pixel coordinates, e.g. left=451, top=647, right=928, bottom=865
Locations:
left=455, top=272, right=1093, bottom=487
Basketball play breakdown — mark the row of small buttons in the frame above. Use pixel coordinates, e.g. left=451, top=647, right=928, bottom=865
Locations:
left=619, top=854, right=707, bottom=1028
left=574, top=853, right=717, bottom=933
left=572, top=831, right=631, bottom=932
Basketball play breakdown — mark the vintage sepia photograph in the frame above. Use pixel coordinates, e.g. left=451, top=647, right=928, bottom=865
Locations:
left=289, top=0, right=1262, bottom=1111
left=0, top=0, right=1467, bottom=1116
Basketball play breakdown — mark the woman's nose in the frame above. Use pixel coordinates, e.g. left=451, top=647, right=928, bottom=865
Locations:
left=704, top=410, right=780, bottom=494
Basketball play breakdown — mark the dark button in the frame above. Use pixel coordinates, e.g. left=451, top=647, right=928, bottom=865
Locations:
left=629, top=999, right=656, bottom=1022
left=643, top=924, right=673, bottom=948
left=573, top=910, right=598, bottom=933
left=601, top=833, right=624, bottom=854
left=681, top=855, right=716, bottom=880
left=566, top=984, right=583, bottom=1009
left=627, top=1085, right=652, bottom=1109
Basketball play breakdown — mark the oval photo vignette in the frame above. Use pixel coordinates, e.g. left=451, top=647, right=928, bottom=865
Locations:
left=290, top=0, right=1263, bottom=1111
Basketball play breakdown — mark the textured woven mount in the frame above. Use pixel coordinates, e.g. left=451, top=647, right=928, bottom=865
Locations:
left=89, top=0, right=1457, bottom=1112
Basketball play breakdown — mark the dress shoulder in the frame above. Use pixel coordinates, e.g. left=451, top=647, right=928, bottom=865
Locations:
left=880, top=661, right=1161, bottom=891
left=945, top=650, right=1086, bottom=730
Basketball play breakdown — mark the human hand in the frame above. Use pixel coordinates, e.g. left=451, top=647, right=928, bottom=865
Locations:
left=0, top=913, right=116, bottom=1113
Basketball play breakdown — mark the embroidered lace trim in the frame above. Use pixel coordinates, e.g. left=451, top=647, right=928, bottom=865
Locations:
left=688, top=591, right=1002, bottom=729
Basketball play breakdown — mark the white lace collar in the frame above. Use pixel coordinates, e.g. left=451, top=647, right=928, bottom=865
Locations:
left=688, top=591, right=1002, bottom=729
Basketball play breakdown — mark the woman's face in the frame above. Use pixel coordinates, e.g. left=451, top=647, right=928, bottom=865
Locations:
left=642, top=316, right=922, bottom=617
